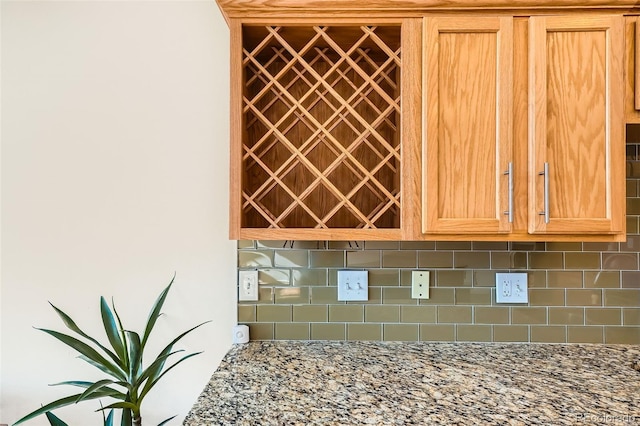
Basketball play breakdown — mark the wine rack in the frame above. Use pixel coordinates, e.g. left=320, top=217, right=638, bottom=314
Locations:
left=240, top=24, right=402, bottom=230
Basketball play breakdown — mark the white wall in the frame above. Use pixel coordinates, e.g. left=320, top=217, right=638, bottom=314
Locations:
left=1, top=1, right=235, bottom=424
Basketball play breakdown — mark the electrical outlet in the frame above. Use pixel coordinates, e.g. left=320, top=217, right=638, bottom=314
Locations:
left=411, top=270, right=430, bottom=299
left=337, top=270, right=368, bottom=301
left=496, top=273, right=528, bottom=303
left=238, top=270, right=259, bottom=301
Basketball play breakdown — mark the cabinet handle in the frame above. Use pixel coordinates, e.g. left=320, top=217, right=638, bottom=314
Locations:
left=538, top=162, right=550, bottom=224
left=503, top=162, right=513, bottom=223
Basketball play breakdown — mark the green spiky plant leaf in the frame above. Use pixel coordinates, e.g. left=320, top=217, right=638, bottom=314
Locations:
left=13, top=275, right=210, bottom=426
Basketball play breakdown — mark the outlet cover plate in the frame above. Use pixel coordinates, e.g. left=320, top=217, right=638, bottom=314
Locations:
left=411, top=270, right=430, bottom=299
left=496, top=273, right=528, bottom=304
left=337, top=270, right=368, bottom=301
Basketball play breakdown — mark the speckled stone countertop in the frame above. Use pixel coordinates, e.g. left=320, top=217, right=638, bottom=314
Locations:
left=184, top=341, right=640, bottom=425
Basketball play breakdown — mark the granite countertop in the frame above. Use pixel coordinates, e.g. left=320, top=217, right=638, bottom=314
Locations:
left=184, top=341, right=640, bottom=425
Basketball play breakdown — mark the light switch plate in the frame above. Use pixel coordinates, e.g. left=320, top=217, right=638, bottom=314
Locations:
left=337, top=270, right=368, bottom=301
left=238, top=270, right=259, bottom=301
left=496, top=273, right=528, bottom=304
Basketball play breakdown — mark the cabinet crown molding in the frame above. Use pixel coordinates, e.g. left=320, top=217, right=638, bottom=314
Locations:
left=216, top=0, right=640, bottom=21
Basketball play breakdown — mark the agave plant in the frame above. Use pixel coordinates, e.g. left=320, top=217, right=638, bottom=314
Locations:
left=13, top=275, right=209, bottom=426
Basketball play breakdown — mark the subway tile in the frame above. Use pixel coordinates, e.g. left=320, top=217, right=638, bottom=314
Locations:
left=365, top=305, right=400, bottom=322
left=274, top=250, right=308, bottom=267
left=585, top=308, right=622, bottom=325
left=275, top=323, right=309, bottom=340
left=474, top=307, right=510, bottom=324
left=604, top=326, right=640, bottom=344
left=526, top=271, right=547, bottom=289
left=310, top=251, right=345, bottom=268
left=438, top=306, right=472, bottom=323
left=274, top=287, right=310, bottom=304
left=365, top=241, right=400, bottom=250
left=418, top=288, right=455, bottom=305
left=474, top=270, right=497, bottom=287
left=310, top=287, right=338, bottom=304
left=436, top=241, right=471, bottom=250
left=621, top=235, right=640, bottom=251
left=328, top=241, right=364, bottom=249
left=383, top=324, right=419, bottom=341
left=567, top=326, right=604, bottom=343
left=546, top=242, right=582, bottom=251
left=382, top=287, right=414, bottom=304
left=257, top=305, right=291, bottom=322
left=564, top=253, right=600, bottom=270
left=604, top=289, right=640, bottom=307
left=293, top=305, right=328, bottom=322
left=436, top=270, right=473, bottom=287
left=511, top=307, right=547, bottom=324
left=584, top=271, right=621, bottom=288
left=511, top=242, right=544, bottom=251
left=456, top=325, right=492, bottom=342
left=311, top=323, right=345, bottom=340
left=546, top=271, right=583, bottom=288
left=238, top=250, right=274, bottom=267
left=566, top=289, right=602, bottom=306
left=472, top=241, right=508, bottom=251
left=583, top=242, right=619, bottom=252
left=259, top=269, right=290, bottom=286
left=622, top=271, right=640, bottom=288
left=529, top=252, right=563, bottom=269
left=382, top=250, right=417, bottom=268
left=369, top=269, right=400, bottom=286
left=529, top=289, right=565, bottom=306
left=292, top=269, right=327, bottom=286
left=627, top=216, right=639, bottom=234
left=548, top=307, right=584, bottom=325
left=455, top=288, right=491, bottom=305
left=530, top=326, right=566, bottom=343
left=623, top=308, right=640, bottom=325
left=400, top=306, right=437, bottom=323
left=401, top=241, right=436, bottom=250
left=627, top=198, right=640, bottom=215
left=627, top=180, right=638, bottom=197
left=602, top=253, right=638, bottom=270
left=347, top=323, right=382, bottom=341
left=237, top=240, right=255, bottom=249
left=419, top=324, right=456, bottom=341
left=418, top=251, right=454, bottom=268
left=257, top=240, right=321, bottom=249
left=238, top=305, right=256, bottom=322
left=454, top=252, right=490, bottom=269
left=490, top=252, right=528, bottom=269
left=329, top=305, right=363, bottom=322
left=248, top=323, right=274, bottom=340
left=492, top=325, right=529, bottom=342
left=257, top=287, right=275, bottom=304
left=346, top=251, right=380, bottom=268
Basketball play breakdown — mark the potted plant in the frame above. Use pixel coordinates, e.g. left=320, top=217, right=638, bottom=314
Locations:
left=13, top=275, right=208, bottom=426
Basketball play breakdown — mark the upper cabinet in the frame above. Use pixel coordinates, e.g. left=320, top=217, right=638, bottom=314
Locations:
left=218, top=0, right=632, bottom=241
left=529, top=16, right=625, bottom=235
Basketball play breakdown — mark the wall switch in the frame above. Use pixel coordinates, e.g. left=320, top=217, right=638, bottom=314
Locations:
left=337, top=270, right=368, bottom=301
left=411, top=270, right=430, bottom=299
left=496, top=273, right=528, bottom=303
left=238, top=270, right=259, bottom=301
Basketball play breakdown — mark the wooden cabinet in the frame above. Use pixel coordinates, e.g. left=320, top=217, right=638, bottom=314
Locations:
left=421, top=14, right=626, bottom=240
left=529, top=16, right=625, bottom=236
left=422, top=17, right=513, bottom=235
left=218, top=1, right=629, bottom=241
left=625, top=16, right=640, bottom=123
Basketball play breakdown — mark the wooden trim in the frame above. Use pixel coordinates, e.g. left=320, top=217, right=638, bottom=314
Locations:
left=216, top=0, right=640, bottom=21
left=229, top=19, right=244, bottom=239
left=239, top=228, right=403, bottom=240
left=635, top=16, right=640, bottom=110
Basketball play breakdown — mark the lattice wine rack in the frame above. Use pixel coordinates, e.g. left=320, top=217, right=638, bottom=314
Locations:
left=240, top=25, right=402, bottom=229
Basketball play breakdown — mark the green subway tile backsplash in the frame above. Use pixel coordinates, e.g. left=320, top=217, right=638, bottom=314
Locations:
left=237, top=145, right=640, bottom=343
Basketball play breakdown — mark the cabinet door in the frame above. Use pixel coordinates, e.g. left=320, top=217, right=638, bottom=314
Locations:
left=624, top=16, right=640, bottom=122
left=529, top=16, right=625, bottom=235
left=423, top=17, right=513, bottom=234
